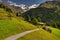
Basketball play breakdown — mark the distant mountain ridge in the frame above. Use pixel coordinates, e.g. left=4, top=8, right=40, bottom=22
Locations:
left=53, top=0, right=60, bottom=1
left=0, top=2, right=28, bottom=13
left=40, top=1, right=60, bottom=8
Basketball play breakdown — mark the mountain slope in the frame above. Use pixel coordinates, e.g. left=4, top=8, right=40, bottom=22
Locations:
left=0, top=1, right=60, bottom=40
left=0, top=8, right=15, bottom=19
left=17, top=28, right=60, bottom=40
left=0, top=2, right=23, bottom=15
left=0, top=18, right=37, bottom=40
left=0, top=2, right=37, bottom=40
left=22, top=1, right=60, bottom=29
left=0, top=2, right=16, bottom=19
left=0, top=2, right=15, bottom=13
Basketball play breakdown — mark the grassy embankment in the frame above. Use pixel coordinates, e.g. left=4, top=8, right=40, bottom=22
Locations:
left=0, top=8, right=37, bottom=40
left=17, top=27, right=60, bottom=40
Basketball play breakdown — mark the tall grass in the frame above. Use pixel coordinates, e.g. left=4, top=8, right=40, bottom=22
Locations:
left=0, top=19, right=36, bottom=40
left=17, top=28, right=60, bottom=40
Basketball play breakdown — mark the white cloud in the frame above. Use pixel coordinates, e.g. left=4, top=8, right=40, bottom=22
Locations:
left=8, top=0, right=17, bottom=6
left=19, top=4, right=25, bottom=7
left=8, top=0, right=13, bottom=3
left=8, top=0, right=25, bottom=8
left=7, top=0, right=39, bottom=11
left=18, top=4, right=27, bottom=9
left=10, top=3, right=27, bottom=10
left=47, top=0, right=53, bottom=1
left=0, top=0, right=2, bottom=2
left=29, top=4, right=39, bottom=9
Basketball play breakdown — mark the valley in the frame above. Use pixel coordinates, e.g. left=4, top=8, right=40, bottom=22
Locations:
left=0, top=0, right=60, bottom=40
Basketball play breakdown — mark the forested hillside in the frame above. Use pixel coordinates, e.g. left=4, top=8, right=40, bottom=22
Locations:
left=22, top=1, right=60, bottom=29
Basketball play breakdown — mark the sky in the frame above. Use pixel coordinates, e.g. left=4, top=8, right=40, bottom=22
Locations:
left=1, top=0, right=52, bottom=6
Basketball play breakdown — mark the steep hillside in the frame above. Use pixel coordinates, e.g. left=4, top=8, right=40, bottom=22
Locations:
left=0, top=2, right=37, bottom=40
left=0, top=8, right=15, bottom=19
left=40, top=1, right=60, bottom=8
left=22, top=1, right=60, bottom=29
left=0, top=2, right=16, bottom=19
left=0, top=18, right=37, bottom=40
left=48, top=27, right=60, bottom=38
left=53, top=0, right=60, bottom=1
left=17, top=28, right=60, bottom=40
left=0, top=2, right=15, bottom=13
left=0, top=2, right=22, bottom=16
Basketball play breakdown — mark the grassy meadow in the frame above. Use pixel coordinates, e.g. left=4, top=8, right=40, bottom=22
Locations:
left=0, top=8, right=37, bottom=40
left=48, top=27, right=60, bottom=38
left=0, top=18, right=37, bottom=40
left=17, top=28, right=60, bottom=40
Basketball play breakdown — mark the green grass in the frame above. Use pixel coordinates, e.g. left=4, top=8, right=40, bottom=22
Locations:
left=17, top=28, right=60, bottom=40
left=0, top=19, right=36, bottom=40
left=47, top=26, right=60, bottom=38
left=0, top=8, right=37, bottom=40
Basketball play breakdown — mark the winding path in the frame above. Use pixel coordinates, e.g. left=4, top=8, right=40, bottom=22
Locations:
left=4, top=29, right=39, bottom=40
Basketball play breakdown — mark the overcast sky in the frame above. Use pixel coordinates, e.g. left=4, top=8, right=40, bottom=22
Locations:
left=1, top=0, right=52, bottom=6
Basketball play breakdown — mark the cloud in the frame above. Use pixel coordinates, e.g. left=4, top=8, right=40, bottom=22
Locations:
left=8, top=1, right=27, bottom=10
left=7, top=0, right=40, bottom=10
left=29, top=4, right=39, bottom=9
left=8, top=0, right=17, bottom=6
left=8, top=0, right=13, bottom=3
left=46, top=0, right=53, bottom=1
left=7, top=0, right=25, bottom=8
left=18, top=4, right=27, bottom=9
left=7, top=0, right=27, bottom=9
left=0, top=0, right=2, bottom=2
left=10, top=3, right=27, bottom=10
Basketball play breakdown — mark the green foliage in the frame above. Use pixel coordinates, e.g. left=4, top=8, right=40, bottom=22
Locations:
left=48, top=26, right=60, bottom=38
left=22, top=1, right=60, bottom=29
left=31, top=18, right=39, bottom=25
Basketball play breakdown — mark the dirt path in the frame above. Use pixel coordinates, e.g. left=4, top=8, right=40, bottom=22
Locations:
left=4, top=29, right=39, bottom=40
